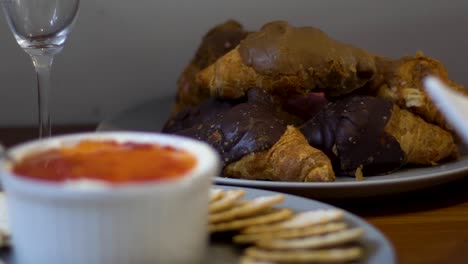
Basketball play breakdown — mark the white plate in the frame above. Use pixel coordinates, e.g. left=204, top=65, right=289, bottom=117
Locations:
left=0, top=186, right=395, bottom=264
left=98, top=96, right=468, bottom=198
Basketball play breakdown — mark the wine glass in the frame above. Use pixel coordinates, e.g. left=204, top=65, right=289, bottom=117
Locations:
left=1, top=0, right=80, bottom=137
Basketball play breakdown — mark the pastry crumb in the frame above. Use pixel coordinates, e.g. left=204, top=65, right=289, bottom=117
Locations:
left=355, top=166, right=365, bottom=181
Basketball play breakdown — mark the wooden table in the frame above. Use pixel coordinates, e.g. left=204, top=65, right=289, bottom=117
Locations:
left=1, top=125, right=467, bottom=264
left=334, top=177, right=468, bottom=264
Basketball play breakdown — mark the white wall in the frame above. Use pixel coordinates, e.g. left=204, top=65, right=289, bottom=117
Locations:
left=0, top=0, right=467, bottom=126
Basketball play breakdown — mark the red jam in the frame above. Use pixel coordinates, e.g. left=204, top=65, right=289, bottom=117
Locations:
left=12, top=140, right=197, bottom=184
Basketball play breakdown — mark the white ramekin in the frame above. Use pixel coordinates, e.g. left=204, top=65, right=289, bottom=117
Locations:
left=0, top=132, right=221, bottom=264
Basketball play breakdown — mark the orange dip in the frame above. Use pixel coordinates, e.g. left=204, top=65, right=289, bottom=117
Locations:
left=12, top=140, right=197, bottom=184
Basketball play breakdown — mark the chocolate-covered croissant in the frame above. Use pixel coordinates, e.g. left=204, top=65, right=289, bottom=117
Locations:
left=197, top=21, right=377, bottom=99
left=163, top=89, right=335, bottom=182
left=173, top=20, right=248, bottom=114
left=225, top=126, right=335, bottom=182
left=164, top=89, right=292, bottom=165
left=301, top=96, right=458, bottom=176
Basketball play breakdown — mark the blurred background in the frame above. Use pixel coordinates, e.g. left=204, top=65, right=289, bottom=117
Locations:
left=0, top=0, right=467, bottom=127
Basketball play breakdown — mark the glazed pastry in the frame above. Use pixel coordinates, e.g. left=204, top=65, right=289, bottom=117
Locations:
left=224, top=126, right=335, bottom=182
left=301, top=96, right=458, bottom=176
left=173, top=20, right=248, bottom=114
left=197, top=21, right=377, bottom=99
left=368, top=52, right=467, bottom=130
left=282, top=92, right=328, bottom=121
left=163, top=89, right=298, bottom=165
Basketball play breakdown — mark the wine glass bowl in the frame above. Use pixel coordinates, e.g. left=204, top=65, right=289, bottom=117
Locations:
left=3, top=0, right=79, bottom=53
left=1, top=0, right=80, bottom=137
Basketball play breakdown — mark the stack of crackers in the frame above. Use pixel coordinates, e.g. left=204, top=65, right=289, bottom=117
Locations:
left=209, top=189, right=365, bottom=263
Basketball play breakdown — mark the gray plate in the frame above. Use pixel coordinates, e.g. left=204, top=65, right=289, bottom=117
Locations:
left=0, top=186, right=395, bottom=264
left=207, top=186, right=395, bottom=264
left=98, top=96, right=468, bottom=198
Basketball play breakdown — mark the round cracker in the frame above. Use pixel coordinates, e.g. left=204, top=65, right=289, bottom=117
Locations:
left=239, top=256, right=276, bottom=264
left=233, top=222, right=348, bottom=244
left=210, top=189, right=224, bottom=203
left=257, top=227, right=364, bottom=250
left=242, top=209, right=344, bottom=234
left=210, top=195, right=284, bottom=224
left=209, top=189, right=245, bottom=213
left=245, top=246, right=364, bottom=263
left=209, top=208, right=293, bottom=233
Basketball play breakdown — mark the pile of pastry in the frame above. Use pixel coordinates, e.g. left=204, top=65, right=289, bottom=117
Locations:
left=163, top=20, right=465, bottom=182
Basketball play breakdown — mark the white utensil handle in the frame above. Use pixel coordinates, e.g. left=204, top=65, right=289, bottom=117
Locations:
left=424, top=76, right=468, bottom=145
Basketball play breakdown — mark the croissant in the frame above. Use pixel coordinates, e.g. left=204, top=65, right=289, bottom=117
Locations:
left=224, top=126, right=335, bottom=182
left=385, top=103, right=458, bottom=165
left=164, top=89, right=297, bottom=165
left=173, top=20, right=248, bottom=114
left=197, top=21, right=377, bottom=99
left=368, top=53, right=468, bottom=130
left=301, top=95, right=458, bottom=176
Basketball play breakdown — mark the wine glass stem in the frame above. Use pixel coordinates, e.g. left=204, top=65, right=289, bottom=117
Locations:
left=31, top=55, right=54, bottom=138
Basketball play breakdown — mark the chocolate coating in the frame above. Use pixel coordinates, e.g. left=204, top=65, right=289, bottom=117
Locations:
left=282, top=93, right=328, bottom=121
left=300, top=96, right=406, bottom=175
left=174, top=20, right=248, bottom=112
left=238, top=21, right=376, bottom=96
left=163, top=89, right=296, bottom=165
left=192, top=20, right=249, bottom=70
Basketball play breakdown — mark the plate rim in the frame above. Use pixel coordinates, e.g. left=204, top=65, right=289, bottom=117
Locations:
left=215, top=158, right=468, bottom=188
